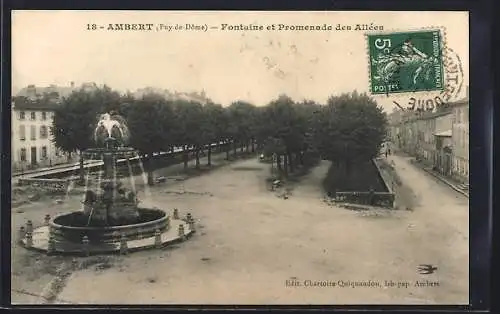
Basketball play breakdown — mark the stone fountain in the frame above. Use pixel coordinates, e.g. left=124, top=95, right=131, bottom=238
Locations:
left=20, top=112, right=195, bottom=255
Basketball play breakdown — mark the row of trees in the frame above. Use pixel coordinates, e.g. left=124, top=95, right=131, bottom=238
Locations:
left=42, top=86, right=387, bottom=185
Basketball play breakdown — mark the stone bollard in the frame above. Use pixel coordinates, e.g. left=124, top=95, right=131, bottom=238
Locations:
left=44, top=214, right=51, bottom=226
left=186, top=213, right=192, bottom=223
left=26, top=220, right=33, bottom=234
left=178, top=224, right=185, bottom=240
left=173, top=208, right=179, bottom=219
left=120, top=234, right=128, bottom=255
left=154, top=229, right=162, bottom=248
left=82, top=235, right=90, bottom=256
left=47, top=233, right=56, bottom=255
left=19, top=226, right=26, bottom=241
left=25, top=231, right=33, bottom=248
left=188, top=215, right=195, bottom=231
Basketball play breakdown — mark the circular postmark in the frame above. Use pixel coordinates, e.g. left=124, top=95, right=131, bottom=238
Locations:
left=392, top=47, right=465, bottom=112
left=440, top=47, right=465, bottom=102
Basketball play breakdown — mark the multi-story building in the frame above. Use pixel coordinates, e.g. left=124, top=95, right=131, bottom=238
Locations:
left=387, top=109, right=403, bottom=146
left=450, top=98, right=469, bottom=182
left=388, top=87, right=469, bottom=183
left=11, top=97, right=71, bottom=172
left=11, top=82, right=89, bottom=172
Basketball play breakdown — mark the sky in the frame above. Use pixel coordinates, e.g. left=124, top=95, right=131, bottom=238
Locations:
left=12, top=11, right=469, bottom=112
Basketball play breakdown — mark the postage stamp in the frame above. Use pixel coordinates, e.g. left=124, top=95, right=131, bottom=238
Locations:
left=367, top=29, right=445, bottom=95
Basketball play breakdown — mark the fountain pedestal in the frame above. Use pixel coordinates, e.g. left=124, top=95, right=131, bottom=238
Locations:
left=83, top=148, right=140, bottom=225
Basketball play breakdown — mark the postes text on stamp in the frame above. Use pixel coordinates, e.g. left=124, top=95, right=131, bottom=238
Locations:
left=367, top=29, right=445, bottom=95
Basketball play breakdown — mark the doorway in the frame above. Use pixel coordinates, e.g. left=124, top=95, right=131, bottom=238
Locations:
left=31, top=146, right=37, bottom=166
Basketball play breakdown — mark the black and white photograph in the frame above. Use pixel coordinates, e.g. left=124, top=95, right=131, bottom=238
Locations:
left=10, top=11, right=469, bottom=305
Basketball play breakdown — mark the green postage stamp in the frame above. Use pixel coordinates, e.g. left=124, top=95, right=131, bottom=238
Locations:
left=367, top=29, right=445, bottom=95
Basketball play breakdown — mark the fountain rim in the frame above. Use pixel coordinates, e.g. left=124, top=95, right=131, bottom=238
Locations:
left=49, top=208, right=169, bottom=231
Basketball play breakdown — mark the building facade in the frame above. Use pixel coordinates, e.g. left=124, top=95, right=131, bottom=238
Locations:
left=388, top=92, right=469, bottom=183
left=450, top=99, right=469, bottom=182
left=11, top=94, right=72, bottom=172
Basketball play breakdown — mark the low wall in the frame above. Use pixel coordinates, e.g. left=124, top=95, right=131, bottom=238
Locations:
left=335, top=191, right=395, bottom=208
left=372, top=158, right=394, bottom=194
left=17, top=178, right=77, bottom=194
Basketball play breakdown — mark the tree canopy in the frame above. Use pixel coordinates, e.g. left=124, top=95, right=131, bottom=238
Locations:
left=51, top=86, right=388, bottom=183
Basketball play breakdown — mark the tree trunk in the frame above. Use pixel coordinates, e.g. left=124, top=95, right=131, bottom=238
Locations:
left=295, top=152, right=301, bottom=167
left=283, top=154, right=289, bottom=177
left=195, top=148, right=200, bottom=169
left=207, top=146, right=212, bottom=166
left=276, top=155, right=282, bottom=172
left=79, top=152, right=85, bottom=185
left=245, top=142, right=249, bottom=153
left=233, top=141, right=237, bottom=157
left=288, top=152, right=294, bottom=173
left=183, top=145, right=188, bottom=170
left=226, top=141, right=230, bottom=160
left=240, top=143, right=244, bottom=153
left=251, top=139, right=255, bottom=153
left=147, top=153, right=155, bottom=186
left=171, top=146, right=175, bottom=154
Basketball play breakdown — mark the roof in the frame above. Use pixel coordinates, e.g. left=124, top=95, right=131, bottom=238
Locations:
left=434, top=130, right=452, bottom=137
left=16, top=85, right=75, bottom=99
left=12, top=97, right=61, bottom=111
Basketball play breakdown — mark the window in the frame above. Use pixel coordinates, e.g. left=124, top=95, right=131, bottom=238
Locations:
left=19, top=125, right=26, bottom=141
left=30, top=112, right=36, bottom=120
left=19, top=111, right=26, bottom=120
left=20, top=148, right=27, bottom=161
left=30, top=125, right=36, bottom=140
left=41, top=146, right=47, bottom=158
left=41, top=112, right=47, bottom=120
left=40, top=125, right=48, bottom=139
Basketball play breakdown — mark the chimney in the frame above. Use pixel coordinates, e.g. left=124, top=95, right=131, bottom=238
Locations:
left=70, top=81, right=75, bottom=88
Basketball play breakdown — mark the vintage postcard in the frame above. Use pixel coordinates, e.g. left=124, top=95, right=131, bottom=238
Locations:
left=11, top=11, right=469, bottom=305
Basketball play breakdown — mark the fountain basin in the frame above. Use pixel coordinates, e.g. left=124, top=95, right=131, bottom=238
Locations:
left=50, top=208, right=169, bottom=244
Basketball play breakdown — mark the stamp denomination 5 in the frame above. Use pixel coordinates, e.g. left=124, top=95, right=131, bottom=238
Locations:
left=367, top=29, right=445, bottom=95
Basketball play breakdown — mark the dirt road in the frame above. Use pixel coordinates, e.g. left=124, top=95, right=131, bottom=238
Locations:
left=12, top=155, right=469, bottom=305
